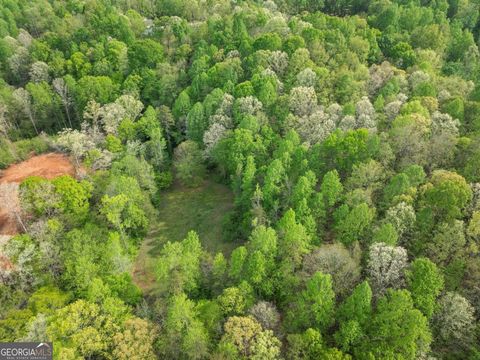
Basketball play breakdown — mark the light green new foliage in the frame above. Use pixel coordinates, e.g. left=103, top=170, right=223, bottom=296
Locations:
left=337, top=281, right=372, bottom=325
left=100, top=193, right=148, bottom=235
left=211, top=252, right=227, bottom=287
left=172, top=90, right=191, bottom=120
left=19, top=176, right=59, bottom=216
left=291, top=174, right=315, bottom=209
left=186, top=102, right=206, bottom=143
left=335, top=320, right=362, bottom=353
left=422, top=170, right=472, bottom=221
left=111, top=155, right=157, bottom=196
left=47, top=299, right=129, bottom=359
left=406, top=258, right=444, bottom=318
left=336, top=203, right=375, bottom=246
left=173, top=140, right=206, bottom=187
left=372, top=223, right=398, bottom=245
left=241, top=155, right=256, bottom=200
left=111, top=317, right=157, bottom=360
left=360, top=289, right=432, bottom=360
left=218, top=281, right=254, bottom=316
left=335, top=281, right=372, bottom=351
left=160, top=293, right=209, bottom=360
left=52, top=175, right=93, bottom=219
left=249, top=225, right=277, bottom=261
left=245, top=251, right=267, bottom=287
left=250, top=330, right=282, bottom=360
left=277, top=209, right=311, bottom=268
left=4, top=0, right=480, bottom=358
left=156, top=231, right=202, bottom=296
left=262, top=159, right=285, bottom=211
left=229, top=246, right=248, bottom=283
left=286, top=327, right=351, bottom=359
left=321, top=169, right=343, bottom=208
left=289, top=272, right=335, bottom=332
left=287, top=328, right=325, bottom=360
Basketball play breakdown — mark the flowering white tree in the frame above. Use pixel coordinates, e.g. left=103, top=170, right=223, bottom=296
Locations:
left=368, top=61, right=394, bottom=96
left=326, top=103, right=343, bottom=125
left=27, top=219, right=63, bottom=276
left=8, top=47, right=30, bottom=82
left=384, top=93, right=408, bottom=121
left=83, top=101, right=100, bottom=123
left=248, top=301, right=281, bottom=332
left=17, top=29, right=33, bottom=47
left=29, top=61, right=50, bottom=83
left=338, top=115, right=356, bottom=131
left=235, top=96, right=263, bottom=117
left=268, top=51, right=289, bottom=76
left=302, top=243, right=361, bottom=298
left=289, top=86, right=317, bottom=117
left=265, top=13, right=290, bottom=35
left=215, top=93, right=234, bottom=119
left=115, top=94, right=144, bottom=121
left=384, top=201, right=416, bottom=242
left=428, top=111, right=461, bottom=169
left=203, top=123, right=228, bottom=157
left=207, top=93, right=235, bottom=135
left=296, top=68, right=317, bottom=87
left=294, top=109, right=335, bottom=145
left=99, top=102, right=127, bottom=135
left=3, top=234, right=38, bottom=290
left=89, top=95, right=145, bottom=135
left=355, top=96, right=377, bottom=131
left=20, top=314, right=48, bottom=342
left=431, top=111, right=460, bottom=136
left=438, top=89, right=451, bottom=102
left=432, top=292, right=476, bottom=351
left=468, top=183, right=480, bottom=213
left=367, top=242, right=408, bottom=296
left=56, top=128, right=96, bottom=168
left=408, top=70, right=430, bottom=91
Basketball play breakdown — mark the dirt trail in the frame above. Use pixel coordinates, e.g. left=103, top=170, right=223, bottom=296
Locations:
left=0, top=153, right=75, bottom=235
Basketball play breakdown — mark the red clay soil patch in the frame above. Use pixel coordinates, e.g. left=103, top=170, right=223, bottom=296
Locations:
left=0, top=153, right=76, bottom=235
left=0, top=195, right=18, bottom=236
left=0, top=153, right=75, bottom=184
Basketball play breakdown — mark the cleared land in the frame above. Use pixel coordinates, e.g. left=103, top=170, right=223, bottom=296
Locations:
left=132, top=180, right=234, bottom=295
left=0, top=153, right=75, bottom=235
left=0, top=153, right=75, bottom=183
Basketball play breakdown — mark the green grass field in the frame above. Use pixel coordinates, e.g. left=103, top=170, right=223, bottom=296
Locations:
left=132, top=179, right=234, bottom=295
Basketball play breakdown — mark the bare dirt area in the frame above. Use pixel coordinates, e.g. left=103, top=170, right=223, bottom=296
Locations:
left=0, top=153, right=75, bottom=235
left=0, top=183, right=20, bottom=235
left=0, top=153, right=75, bottom=183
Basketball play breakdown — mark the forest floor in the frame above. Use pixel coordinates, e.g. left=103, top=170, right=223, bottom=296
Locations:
left=132, top=179, right=235, bottom=296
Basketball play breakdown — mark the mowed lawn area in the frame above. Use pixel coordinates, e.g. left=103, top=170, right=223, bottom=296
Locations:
left=132, top=179, right=234, bottom=295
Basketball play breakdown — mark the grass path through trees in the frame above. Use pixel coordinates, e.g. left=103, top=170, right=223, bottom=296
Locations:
left=132, top=180, right=234, bottom=295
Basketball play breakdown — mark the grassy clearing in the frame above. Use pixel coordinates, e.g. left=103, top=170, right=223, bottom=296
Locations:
left=132, top=179, right=234, bottom=295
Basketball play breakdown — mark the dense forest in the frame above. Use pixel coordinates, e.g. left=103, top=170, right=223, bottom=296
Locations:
left=1, top=0, right=480, bottom=359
